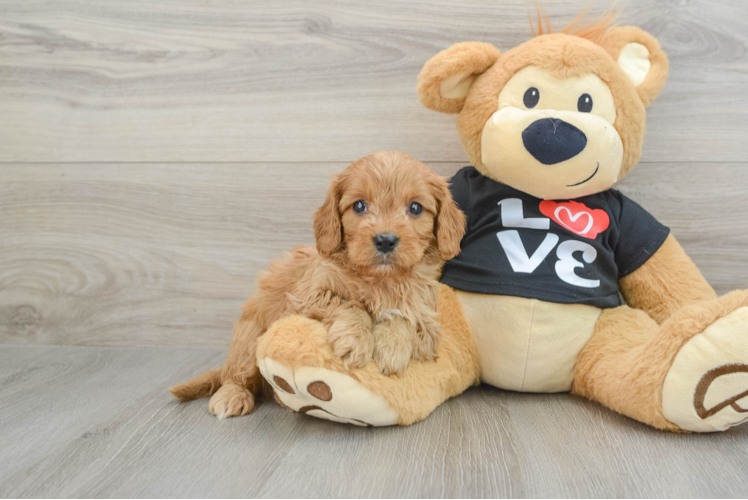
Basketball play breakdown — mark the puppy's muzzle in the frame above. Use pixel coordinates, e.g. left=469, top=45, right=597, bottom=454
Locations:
left=373, top=233, right=399, bottom=254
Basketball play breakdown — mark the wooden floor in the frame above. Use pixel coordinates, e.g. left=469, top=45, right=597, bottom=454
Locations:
left=2, top=345, right=747, bottom=498
left=1, top=0, right=748, bottom=497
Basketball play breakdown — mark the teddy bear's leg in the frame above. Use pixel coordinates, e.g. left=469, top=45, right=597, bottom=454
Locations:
left=573, top=290, right=748, bottom=432
left=256, top=285, right=480, bottom=426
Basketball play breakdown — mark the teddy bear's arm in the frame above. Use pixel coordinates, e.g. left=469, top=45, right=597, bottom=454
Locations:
left=619, top=234, right=716, bottom=324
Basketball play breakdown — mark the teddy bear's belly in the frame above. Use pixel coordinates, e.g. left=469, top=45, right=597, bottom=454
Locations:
left=454, top=290, right=601, bottom=392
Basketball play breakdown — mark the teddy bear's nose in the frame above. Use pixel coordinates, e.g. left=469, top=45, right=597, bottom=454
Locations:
left=522, top=118, right=587, bottom=165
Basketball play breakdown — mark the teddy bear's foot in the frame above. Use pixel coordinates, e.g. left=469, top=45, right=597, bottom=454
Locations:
left=258, top=357, right=399, bottom=426
left=256, top=286, right=479, bottom=426
left=662, top=307, right=748, bottom=432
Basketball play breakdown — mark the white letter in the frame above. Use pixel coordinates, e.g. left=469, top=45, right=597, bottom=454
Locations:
left=497, top=230, right=559, bottom=273
left=555, top=240, right=599, bottom=288
left=498, top=198, right=550, bottom=230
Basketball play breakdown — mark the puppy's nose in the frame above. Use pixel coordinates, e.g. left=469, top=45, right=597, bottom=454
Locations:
left=522, top=118, right=587, bottom=165
left=373, top=233, right=399, bottom=254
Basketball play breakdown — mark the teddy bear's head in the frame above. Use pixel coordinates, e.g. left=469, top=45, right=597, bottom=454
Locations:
left=418, top=11, right=668, bottom=200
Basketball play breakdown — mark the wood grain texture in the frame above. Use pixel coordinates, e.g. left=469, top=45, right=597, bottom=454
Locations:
left=0, top=344, right=746, bottom=498
left=1, top=0, right=747, bottom=163
left=1, top=1, right=747, bottom=496
left=2, top=162, right=747, bottom=348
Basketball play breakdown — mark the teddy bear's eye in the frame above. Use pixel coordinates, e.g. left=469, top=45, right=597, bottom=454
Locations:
left=577, top=93, right=593, bottom=113
left=353, top=200, right=367, bottom=214
left=523, top=87, right=540, bottom=108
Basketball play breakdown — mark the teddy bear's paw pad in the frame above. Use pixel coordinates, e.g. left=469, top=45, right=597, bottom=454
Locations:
left=258, top=357, right=399, bottom=427
left=663, top=307, right=748, bottom=432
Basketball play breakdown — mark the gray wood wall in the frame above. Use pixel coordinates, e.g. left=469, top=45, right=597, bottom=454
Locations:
left=2, top=0, right=748, bottom=350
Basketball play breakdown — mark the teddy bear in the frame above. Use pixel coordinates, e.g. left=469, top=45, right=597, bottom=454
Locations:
left=182, top=11, right=748, bottom=432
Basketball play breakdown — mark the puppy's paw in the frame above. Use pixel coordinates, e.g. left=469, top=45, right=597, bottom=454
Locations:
left=411, top=339, right=438, bottom=362
left=412, top=323, right=440, bottom=362
left=209, top=383, right=255, bottom=418
left=328, top=316, right=374, bottom=369
left=373, top=324, right=412, bottom=376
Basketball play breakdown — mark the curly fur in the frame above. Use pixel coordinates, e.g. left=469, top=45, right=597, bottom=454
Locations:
left=170, top=151, right=465, bottom=416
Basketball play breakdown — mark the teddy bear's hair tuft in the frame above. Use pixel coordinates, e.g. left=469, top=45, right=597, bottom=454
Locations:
left=529, top=3, right=620, bottom=45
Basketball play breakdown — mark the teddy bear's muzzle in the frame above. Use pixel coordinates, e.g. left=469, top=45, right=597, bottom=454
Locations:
left=522, top=118, right=588, bottom=165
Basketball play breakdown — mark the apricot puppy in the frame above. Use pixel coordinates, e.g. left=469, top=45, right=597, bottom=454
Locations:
left=170, top=151, right=465, bottom=418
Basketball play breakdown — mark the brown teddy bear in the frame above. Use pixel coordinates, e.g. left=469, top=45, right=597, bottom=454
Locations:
left=180, top=11, right=748, bottom=432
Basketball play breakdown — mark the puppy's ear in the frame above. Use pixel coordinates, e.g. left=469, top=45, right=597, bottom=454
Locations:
left=431, top=176, right=466, bottom=260
left=418, top=42, right=500, bottom=114
left=314, top=173, right=344, bottom=256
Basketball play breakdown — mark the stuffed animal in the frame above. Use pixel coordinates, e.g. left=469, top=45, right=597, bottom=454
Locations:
left=253, top=10, right=748, bottom=432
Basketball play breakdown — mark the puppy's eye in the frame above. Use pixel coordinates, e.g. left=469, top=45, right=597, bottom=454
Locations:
left=577, top=93, right=593, bottom=113
left=523, top=87, right=540, bottom=108
left=408, top=202, right=423, bottom=216
left=353, top=200, right=367, bottom=214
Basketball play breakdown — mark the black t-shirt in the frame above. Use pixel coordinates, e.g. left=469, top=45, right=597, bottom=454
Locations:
left=440, top=166, right=670, bottom=308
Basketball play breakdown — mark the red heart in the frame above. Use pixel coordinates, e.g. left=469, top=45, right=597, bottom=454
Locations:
left=539, top=200, right=610, bottom=239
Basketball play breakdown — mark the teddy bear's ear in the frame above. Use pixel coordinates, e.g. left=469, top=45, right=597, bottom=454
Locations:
left=599, top=26, right=669, bottom=108
left=417, top=42, right=501, bottom=114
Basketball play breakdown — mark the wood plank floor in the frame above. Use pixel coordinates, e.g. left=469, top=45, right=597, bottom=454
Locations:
left=1, top=0, right=747, bottom=163
left=2, top=161, right=748, bottom=349
left=1, top=345, right=746, bottom=498
left=2, top=0, right=748, bottom=497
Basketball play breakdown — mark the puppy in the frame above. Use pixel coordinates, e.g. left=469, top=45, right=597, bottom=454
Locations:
left=170, top=151, right=465, bottom=418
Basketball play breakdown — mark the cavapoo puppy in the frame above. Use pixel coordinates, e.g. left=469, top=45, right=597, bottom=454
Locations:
left=170, top=151, right=465, bottom=418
